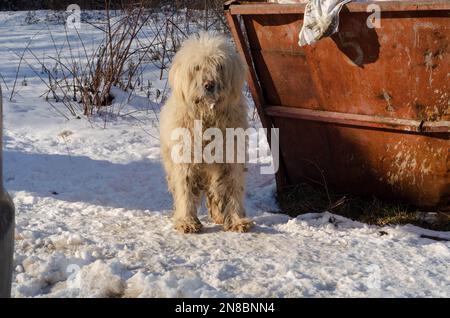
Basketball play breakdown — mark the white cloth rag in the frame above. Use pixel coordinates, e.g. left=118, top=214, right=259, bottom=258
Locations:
left=298, top=0, right=352, bottom=46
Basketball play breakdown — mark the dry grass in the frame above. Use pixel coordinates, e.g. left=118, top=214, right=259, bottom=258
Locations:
left=277, top=183, right=450, bottom=232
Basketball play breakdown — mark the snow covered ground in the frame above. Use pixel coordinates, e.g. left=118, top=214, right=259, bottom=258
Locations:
left=1, top=11, right=449, bottom=298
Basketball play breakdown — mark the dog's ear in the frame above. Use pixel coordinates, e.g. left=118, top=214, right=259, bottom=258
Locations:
left=228, top=53, right=247, bottom=101
left=168, top=60, right=179, bottom=90
left=168, top=60, right=186, bottom=103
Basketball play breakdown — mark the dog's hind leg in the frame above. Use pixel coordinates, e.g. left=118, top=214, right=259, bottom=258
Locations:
left=206, top=193, right=224, bottom=225
left=208, top=164, right=253, bottom=232
left=171, top=164, right=202, bottom=233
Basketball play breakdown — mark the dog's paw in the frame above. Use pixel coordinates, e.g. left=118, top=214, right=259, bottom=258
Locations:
left=224, top=218, right=253, bottom=233
left=211, top=213, right=224, bottom=225
left=174, top=219, right=203, bottom=234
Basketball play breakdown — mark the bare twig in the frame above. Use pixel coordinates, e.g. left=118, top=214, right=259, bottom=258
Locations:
left=10, top=30, right=42, bottom=101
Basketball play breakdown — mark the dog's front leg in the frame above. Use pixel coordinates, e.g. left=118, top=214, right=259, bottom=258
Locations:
left=209, top=164, right=253, bottom=232
left=171, top=164, right=202, bottom=233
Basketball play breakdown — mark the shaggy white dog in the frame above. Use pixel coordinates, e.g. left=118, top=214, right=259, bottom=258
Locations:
left=160, top=33, right=253, bottom=233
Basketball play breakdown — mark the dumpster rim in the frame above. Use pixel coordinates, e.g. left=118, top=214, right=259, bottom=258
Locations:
left=225, top=0, right=450, bottom=15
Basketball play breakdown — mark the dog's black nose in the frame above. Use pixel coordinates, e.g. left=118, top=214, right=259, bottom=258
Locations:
left=204, top=81, right=215, bottom=92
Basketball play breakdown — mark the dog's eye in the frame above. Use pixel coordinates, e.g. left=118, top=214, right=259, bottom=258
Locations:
left=194, top=65, right=200, bottom=72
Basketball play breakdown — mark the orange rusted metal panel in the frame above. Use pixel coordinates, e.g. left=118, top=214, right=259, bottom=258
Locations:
left=225, top=1, right=450, bottom=208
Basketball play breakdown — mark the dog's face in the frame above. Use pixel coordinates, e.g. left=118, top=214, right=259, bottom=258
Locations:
left=168, top=33, right=246, bottom=112
left=190, top=61, right=225, bottom=108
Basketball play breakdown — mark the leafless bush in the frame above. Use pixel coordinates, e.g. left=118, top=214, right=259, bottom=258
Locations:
left=24, top=0, right=229, bottom=119
left=77, top=2, right=151, bottom=114
left=25, top=1, right=154, bottom=117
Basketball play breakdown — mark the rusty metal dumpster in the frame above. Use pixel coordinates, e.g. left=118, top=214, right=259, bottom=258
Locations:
left=225, top=0, right=449, bottom=209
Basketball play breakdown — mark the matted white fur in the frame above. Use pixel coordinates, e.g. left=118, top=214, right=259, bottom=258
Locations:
left=160, top=33, right=253, bottom=233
